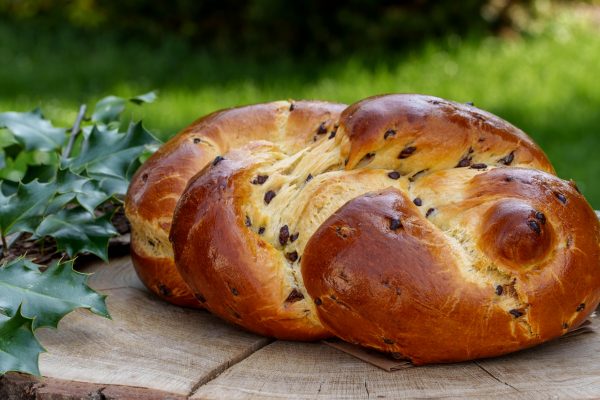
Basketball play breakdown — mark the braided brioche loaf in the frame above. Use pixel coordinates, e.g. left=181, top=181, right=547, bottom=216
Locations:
left=125, top=100, right=345, bottom=307
left=126, top=94, right=600, bottom=364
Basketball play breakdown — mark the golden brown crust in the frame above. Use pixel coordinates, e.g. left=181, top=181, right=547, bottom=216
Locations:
left=125, top=100, right=347, bottom=308
left=340, top=94, right=555, bottom=174
left=129, top=93, right=599, bottom=361
left=170, top=145, right=330, bottom=340
left=301, top=169, right=600, bottom=364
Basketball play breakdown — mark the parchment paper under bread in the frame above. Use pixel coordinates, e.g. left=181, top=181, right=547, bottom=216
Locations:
left=323, top=316, right=595, bottom=371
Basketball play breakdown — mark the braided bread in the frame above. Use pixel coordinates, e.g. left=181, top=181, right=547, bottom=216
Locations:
left=127, top=94, right=600, bottom=364
left=125, top=100, right=346, bottom=307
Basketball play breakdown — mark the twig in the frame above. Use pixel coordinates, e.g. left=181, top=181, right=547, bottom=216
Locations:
left=62, top=104, right=87, bottom=160
left=1, top=233, right=7, bottom=256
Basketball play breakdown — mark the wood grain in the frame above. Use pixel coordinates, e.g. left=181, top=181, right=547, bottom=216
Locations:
left=36, top=257, right=271, bottom=396
left=191, top=341, right=515, bottom=399
left=192, top=321, right=600, bottom=399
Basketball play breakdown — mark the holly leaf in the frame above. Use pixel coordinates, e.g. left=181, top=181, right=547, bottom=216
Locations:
left=0, top=180, right=56, bottom=237
left=92, top=91, right=158, bottom=124
left=55, top=169, right=111, bottom=214
left=130, top=90, right=157, bottom=105
left=0, top=258, right=110, bottom=330
left=66, top=122, right=159, bottom=181
left=91, top=96, right=126, bottom=124
left=0, top=110, right=66, bottom=151
left=0, top=307, right=44, bottom=376
left=35, top=208, right=117, bottom=261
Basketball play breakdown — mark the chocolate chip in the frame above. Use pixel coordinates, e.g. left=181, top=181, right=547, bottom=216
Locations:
left=555, top=192, right=567, bottom=204
left=576, top=303, right=586, bottom=312
left=504, top=176, right=514, bottom=182
left=456, top=156, right=472, bottom=168
left=290, top=232, right=299, bottom=242
left=328, top=130, right=337, bottom=139
left=230, top=287, right=239, bottom=296
left=245, top=216, right=252, bottom=227
left=562, top=323, right=569, bottom=329
left=212, top=155, right=224, bottom=166
left=535, top=211, right=546, bottom=225
left=465, top=101, right=475, bottom=106
left=413, top=197, right=422, bottom=206
left=289, top=103, right=295, bottom=111
left=141, top=173, right=148, bottom=183
left=258, top=227, right=265, bottom=235
left=527, top=219, right=541, bottom=235
left=158, top=284, right=172, bottom=297
left=398, top=146, right=417, bottom=159
left=387, top=171, right=401, bottom=180
left=383, top=338, right=395, bottom=345
left=264, top=190, right=276, bottom=204
left=252, top=175, right=269, bottom=185
left=425, top=208, right=435, bottom=218
left=285, top=288, right=304, bottom=303
left=389, top=218, right=402, bottom=231
left=193, top=138, right=202, bottom=144
left=314, top=298, right=322, bottom=305
left=306, top=173, right=313, bottom=182
left=194, top=293, right=206, bottom=303
left=509, top=309, right=524, bottom=318
left=286, top=251, right=299, bottom=262
left=317, top=122, right=328, bottom=134
left=279, top=225, right=290, bottom=245
left=498, top=151, right=515, bottom=166
left=384, top=129, right=396, bottom=140
left=470, top=163, right=487, bottom=169
left=147, top=239, right=156, bottom=247
left=495, top=285, right=503, bottom=295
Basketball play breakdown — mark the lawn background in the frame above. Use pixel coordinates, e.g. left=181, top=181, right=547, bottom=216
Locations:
left=1, top=4, right=599, bottom=207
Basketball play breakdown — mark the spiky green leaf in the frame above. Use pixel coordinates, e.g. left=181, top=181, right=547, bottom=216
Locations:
left=0, top=110, right=66, bottom=151
left=0, top=258, right=109, bottom=329
left=55, top=169, right=111, bottom=214
left=66, top=122, right=159, bottom=181
left=130, top=91, right=158, bottom=105
left=91, top=96, right=126, bottom=124
left=35, top=208, right=117, bottom=261
left=0, top=307, right=44, bottom=376
left=0, top=180, right=56, bottom=236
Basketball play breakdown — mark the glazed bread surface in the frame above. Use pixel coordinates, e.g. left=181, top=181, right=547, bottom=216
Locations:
left=129, top=94, right=600, bottom=363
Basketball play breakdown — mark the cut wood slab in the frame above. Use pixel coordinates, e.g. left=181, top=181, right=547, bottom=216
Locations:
left=35, top=257, right=271, bottom=396
left=192, top=326, right=600, bottom=400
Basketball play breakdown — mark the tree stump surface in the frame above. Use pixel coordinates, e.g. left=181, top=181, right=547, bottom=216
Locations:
left=1, top=209, right=600, bottom=399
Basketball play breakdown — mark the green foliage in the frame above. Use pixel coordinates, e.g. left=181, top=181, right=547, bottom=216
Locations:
left=35, top=210, right=117, bottom=262
left=0, top=307, right=44, bottom=376
left=0, top=92, right=160, bottom=259
left=0, top=258, right=109, bottom=329
left=0, top=258, right=109, bottom=376
left=0, top=180, right=56, bottom=237
left=0, top=109, right=66, bottom=151
left=0, top=92, right=160, bottom=376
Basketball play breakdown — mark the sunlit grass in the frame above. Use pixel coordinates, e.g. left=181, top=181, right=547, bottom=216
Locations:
left=1, top=11, right=599, bottom=207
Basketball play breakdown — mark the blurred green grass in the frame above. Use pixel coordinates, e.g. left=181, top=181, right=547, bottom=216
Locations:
left=1, top=11, right=599, bottom=208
